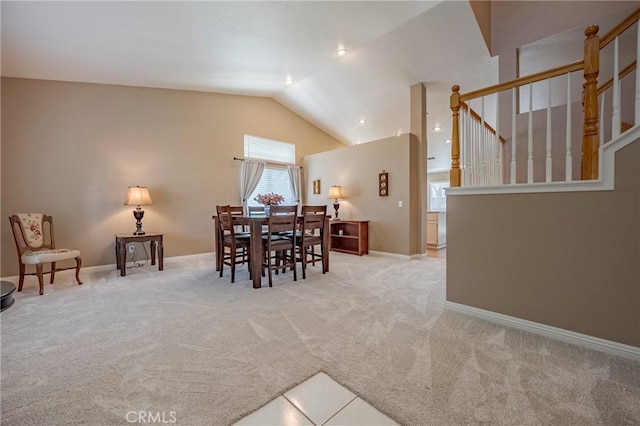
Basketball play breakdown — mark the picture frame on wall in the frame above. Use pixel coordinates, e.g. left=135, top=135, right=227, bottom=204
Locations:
left=313, top=179, right=321, bottom=194
left=378, top=171, right=388, bottom=196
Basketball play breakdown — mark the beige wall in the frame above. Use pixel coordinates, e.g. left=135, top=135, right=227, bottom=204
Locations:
left=303, top=134, right=421, bottom=256
left=469, top=0, right=491, bottom=55
left=447, top=138, right=640, bottom=347
left=1, top=77, right=344, bottom=276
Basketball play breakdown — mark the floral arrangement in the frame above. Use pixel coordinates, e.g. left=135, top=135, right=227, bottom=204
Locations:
left=254, top=192, right=285, bottom=206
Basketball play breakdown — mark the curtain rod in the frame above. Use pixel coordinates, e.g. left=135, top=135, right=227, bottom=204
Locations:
left=233, top=157, right=302, bottom=168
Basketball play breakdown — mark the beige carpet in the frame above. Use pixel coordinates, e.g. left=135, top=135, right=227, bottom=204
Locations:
left=1, top=253, right=639, bottom=425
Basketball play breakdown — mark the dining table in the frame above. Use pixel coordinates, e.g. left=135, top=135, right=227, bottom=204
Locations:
left=212, top=214, right=330, bottom=288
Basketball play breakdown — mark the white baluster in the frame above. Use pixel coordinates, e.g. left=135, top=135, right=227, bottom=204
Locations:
left=461, top=108, right=466, bottom=186
left=565, top=72, right=572, bottom=182
left=480, top=97, right=486, bottom=186
left=464, top=108, right=470, bottom=186
left=496, top=95, right=502, bottom=185
left=636, top=21, right=640, bottom=126
left=511, top=88, right=517, bottom=184
left=600, top=91, right=605, bottom=146
left=528, top=82, right=533, bottom=183
left=463, top=108, right=469, bottom=186
left=546, top=78, right=552, bottom=182
left=612, top=37, right=621, bottom=138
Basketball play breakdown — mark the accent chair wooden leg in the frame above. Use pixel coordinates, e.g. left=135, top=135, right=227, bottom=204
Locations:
left=18, top=263, right=25, bottom=292
left=50, top=262, right=56, bottom=284
left=36, top=263, right=44, bottom=295
left=75, top=257, right=83, bottom=285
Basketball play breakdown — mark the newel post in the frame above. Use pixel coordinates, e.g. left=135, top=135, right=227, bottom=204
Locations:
left=582, top=25, right=600, bottom=180
left=450, top=85, right=461, bottom=187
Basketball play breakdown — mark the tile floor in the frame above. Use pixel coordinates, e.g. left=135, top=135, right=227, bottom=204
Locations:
left=234, top=372, right=398, bottom=426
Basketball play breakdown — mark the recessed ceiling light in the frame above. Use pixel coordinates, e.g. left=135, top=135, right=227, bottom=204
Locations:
left=433, top=125, right=442, bottom=132
left=359, top=119, right=366, bottom=125
left=445, top=139, right=451, bottom=144
left=285, top=76, right=293, bottom=85
left=336, top=48, right=347, bottom=56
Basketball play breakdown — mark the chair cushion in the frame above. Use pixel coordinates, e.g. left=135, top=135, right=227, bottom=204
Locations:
left=17, top=213, right=45, bottom=248
left=22, top=248, right=81, bottom=264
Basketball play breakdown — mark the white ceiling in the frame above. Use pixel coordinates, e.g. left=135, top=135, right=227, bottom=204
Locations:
left=1, top=1, right=498, bottom=172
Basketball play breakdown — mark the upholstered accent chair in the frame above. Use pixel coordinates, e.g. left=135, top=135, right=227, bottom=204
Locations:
left=9, top=213, right=83, bottom=295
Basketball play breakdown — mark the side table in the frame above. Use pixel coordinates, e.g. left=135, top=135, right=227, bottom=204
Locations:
left=115, top=233, right=164, bottom=276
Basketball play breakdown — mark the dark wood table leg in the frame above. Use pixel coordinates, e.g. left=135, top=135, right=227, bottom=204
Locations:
left=250, top=220, right=263, bottom=289
left=119, top=240, right=127, bottom=276
left=150, top=240, right=157, bottom=265
left=323, top=217, right=330, bottom=273
left=115, top=240, right=121, bottom=271
left=158, top=236, right=164, bottom=271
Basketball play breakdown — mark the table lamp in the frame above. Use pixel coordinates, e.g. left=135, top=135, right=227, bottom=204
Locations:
left=125, top=186, right=153, bottom=235
left=327, top=185, right=345, bottom=220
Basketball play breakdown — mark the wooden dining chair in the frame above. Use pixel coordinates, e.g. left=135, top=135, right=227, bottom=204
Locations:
left=295, top=205, right=327, bottom=279
left=9, top=213, right=83, bottom=295
left=261, top=205, right=298, bottom=287
left=217, top=205, right=251, bottom=283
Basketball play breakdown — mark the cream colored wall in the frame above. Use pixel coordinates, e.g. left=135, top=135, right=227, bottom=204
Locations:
left=303, top=135, right=418, bottom=256
left=1, top=77, right=344, bottom=277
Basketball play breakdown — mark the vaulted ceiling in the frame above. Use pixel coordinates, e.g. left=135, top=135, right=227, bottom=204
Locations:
left=1, top=1, right=498, bottom=172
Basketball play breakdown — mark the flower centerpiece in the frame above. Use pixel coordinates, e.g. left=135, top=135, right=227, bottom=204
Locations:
left=254, top=192, right=284, bottom=215
left=254, top=192, right=285, bottom=206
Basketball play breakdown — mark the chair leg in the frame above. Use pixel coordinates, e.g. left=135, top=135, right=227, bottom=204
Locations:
left=36, top=263, right=44, bottom=295
left=291, top=249, right=297, bottom=282
left=18, top=263, right=25, bottom=292
left=50, top=261, right=56, bottom=284
left=230, top=246, right=236, bottom=283
left=300, top=246, right=307, bottom=279
left=267, top=250, right=273, bottom=287
left=75, top=257, right=83, bottom=285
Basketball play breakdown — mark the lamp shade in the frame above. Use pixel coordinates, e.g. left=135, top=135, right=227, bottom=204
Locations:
left=124, top=186, right=153, bottom=206
left=327, top=185, right=344, bottom=200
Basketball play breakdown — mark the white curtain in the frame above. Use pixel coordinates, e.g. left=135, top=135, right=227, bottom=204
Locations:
left=287, top=165, right=302, bottom=210
left=240, top=159, right=265, bottom=213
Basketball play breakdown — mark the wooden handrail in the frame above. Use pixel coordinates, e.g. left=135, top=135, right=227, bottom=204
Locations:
left=598, top=60, right=636, bottom=95
left=599, top=7, right=640, bottom=49
left=460, top=102, right=506, bottom=143
left=459, top=60, right=584, bottom=102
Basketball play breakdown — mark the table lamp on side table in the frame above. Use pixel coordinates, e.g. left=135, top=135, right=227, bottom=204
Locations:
left=327, top=185, right=345, bottom=220
left=125, top=185, right=153, bottom=235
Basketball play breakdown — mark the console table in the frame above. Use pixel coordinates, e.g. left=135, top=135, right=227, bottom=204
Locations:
left=115, top=233, right=164, bottom=276
left=329, top=220, right=369, bottom=256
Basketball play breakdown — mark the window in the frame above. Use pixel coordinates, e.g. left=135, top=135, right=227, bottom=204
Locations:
left=428, top=181, right=449, bottom=211
left=244, top=135, right=296, bottom=206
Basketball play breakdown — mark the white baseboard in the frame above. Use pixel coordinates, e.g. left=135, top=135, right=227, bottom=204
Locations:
left=1, top=252, right=217, bottom=281
left=368, top=250, right=424, bottom=260
left=445, top=301, right=640, bottom=362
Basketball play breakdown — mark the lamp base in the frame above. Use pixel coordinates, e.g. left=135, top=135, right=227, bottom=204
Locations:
left=333, top=202, right=340, bottom=220
left=132, top=208, right=146, bottom=236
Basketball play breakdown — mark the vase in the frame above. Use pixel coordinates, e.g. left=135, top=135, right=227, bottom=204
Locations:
left=264, top=205, right=271, bottom=216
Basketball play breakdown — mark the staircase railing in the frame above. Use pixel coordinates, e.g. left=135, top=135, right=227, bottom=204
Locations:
left=450, top=7, right=639, bottom=187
